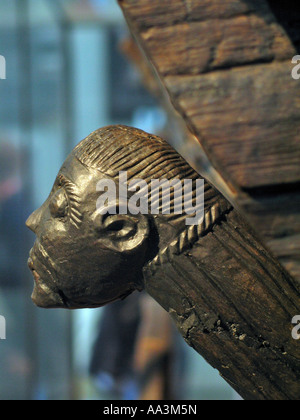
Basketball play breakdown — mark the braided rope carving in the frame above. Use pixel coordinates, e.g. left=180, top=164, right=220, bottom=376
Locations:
left=152, top=199, right=233, bottom=267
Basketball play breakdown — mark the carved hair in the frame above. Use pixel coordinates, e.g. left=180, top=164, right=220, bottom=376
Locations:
left=74, top=125, right=232, bottom=264
left=74, top=125, right=197, bottom=183
left=58, top=174, right=83, bottom=229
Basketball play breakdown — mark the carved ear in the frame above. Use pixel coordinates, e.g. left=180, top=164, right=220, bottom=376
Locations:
left=93, top=207, right=149, bottom=253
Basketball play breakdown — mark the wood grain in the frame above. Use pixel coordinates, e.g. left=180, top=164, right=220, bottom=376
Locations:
left=144, top=210, right=300, bottom=400
left=165, top=62, right=300, bottom=188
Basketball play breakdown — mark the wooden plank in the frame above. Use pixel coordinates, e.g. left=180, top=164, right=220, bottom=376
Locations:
left=140, top=15, right=294, bottom=76
left=119, top=0, right=272, bottom=29
left=165, top=62, right=300, bottom=188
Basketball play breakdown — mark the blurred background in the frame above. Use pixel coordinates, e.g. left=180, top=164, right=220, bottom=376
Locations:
left=0, top=0, right=239, bottom=400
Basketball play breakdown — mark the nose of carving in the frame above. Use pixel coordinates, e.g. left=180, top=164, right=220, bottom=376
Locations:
left=26, top=207, right=43, bottom=233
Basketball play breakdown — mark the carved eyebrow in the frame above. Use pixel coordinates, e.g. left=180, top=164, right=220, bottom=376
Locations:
left=57, top=174, right=83, bottom=229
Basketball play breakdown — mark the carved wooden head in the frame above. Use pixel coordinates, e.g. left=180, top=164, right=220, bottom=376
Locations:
left=26, top=125, right=230, bottom=309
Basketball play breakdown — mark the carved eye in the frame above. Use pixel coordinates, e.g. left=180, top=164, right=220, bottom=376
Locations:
left=49, top=189, right=69, bottom=219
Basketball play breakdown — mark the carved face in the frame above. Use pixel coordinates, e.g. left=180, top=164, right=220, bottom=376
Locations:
left=26, top=151, right=149, bottom=309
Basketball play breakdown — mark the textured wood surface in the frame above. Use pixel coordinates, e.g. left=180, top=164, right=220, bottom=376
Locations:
left=144, top=209, right=300, bottom=400
left=118, top=0, right=300, bottom=284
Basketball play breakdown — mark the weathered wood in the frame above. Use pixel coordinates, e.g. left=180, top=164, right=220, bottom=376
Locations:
left=118, top=0, right=300, bottom=284
left=119, top=0, right=280, bottom=31
left=240, top=189, right=300, bottom=282
left=140, top=17, right=293, bottom=76
left=144, top=209, right=300, bottom=400
left=165, top=63, right=300, bottom=188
